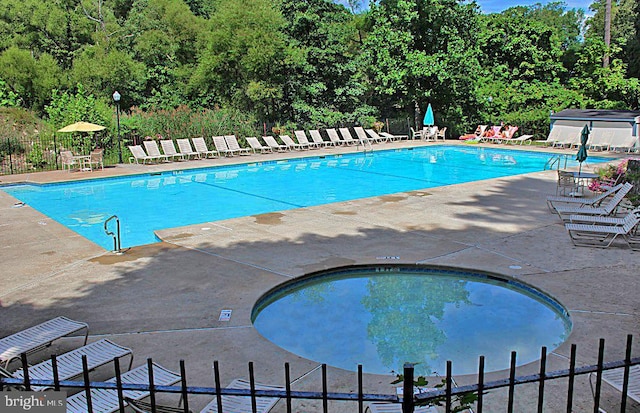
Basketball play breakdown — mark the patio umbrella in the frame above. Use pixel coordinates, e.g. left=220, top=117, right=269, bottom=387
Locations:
left=423, top=103, right=434, bottom=126
left=576, top=124, right=589, bottom=174
left=57, top=121, right=106, bottom=133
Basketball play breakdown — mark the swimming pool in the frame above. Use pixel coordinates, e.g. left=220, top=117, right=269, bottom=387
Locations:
left=252, top=265, right=572, bottom=376
left=2, top=146, right=606, bottom=249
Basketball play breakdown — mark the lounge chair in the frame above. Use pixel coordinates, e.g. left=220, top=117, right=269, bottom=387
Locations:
left=262, top=135, right=288, bottom=152
left=199, top=378, right=285, bottom=413
left=505, top=134, right=533, bottom=145
left=338, top=128, right=358, bottom=145
left=128, top=145, right=157, bottom=164
left=596, top=365, right=640, bottom=405
left=294, top=130, right=320, bottom=149
left=436, top=127, right=447, bottom=141
left=565, top=211, right=640, bottom=249
left=144, top=141, right=172, bottom=162
left=279, top=134, right=308, bottom=150
left=224, top=135, right=252, bottom=156
left=126, top=398, right=191, bottom=413
left=246, top=137, right=273, bottom=154
left=547, top=183, right=625, bottom=212
left=191, top=137, right=219, bottom=158
left=66, top=362, right=181, bottom=413
left=0, top=316, right=88, bottom=369
left=176, top=139, right=200, bottom=159
left=366, top=402, right=437, bottom=413
left=363, top=128, right=388, bottom=143
left=13, top=339, right=133, bottom=391
left=554, top=182, right=633, bottom=221
left=212, top=136, right=234, bottom=157
left=326, top=128, right=344, bottom=145
left=569, top=206, right=640, bottom=225
left=309, top=130, right=332, bottom=147
left=353, top=127, right=374, bottom=144
left=160, top=140, right=186, bottom=161
left=379, top=132, right=407, bottom=141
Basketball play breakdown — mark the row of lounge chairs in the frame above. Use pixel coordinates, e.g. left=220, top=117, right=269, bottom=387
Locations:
left=0, top=317, right=284, bottom=413
left=128, top=128, right=409, bottom=164
left=546, top=182, right=640, bottom=250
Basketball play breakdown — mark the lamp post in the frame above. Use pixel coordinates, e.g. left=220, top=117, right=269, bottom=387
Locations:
left=112, top=91, right=123, bottom=163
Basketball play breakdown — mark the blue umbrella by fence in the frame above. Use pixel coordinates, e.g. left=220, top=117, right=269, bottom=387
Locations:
left=576, top=124, right=589, bottom=174
left=423, top=103, right=434, bottom=126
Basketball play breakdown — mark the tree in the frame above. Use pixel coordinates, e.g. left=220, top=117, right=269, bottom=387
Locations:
left=0, top=48, right=64, bottom=110
left=359, top=0, right=482, bottom=132
left=279, top=0, right=369, bottom=126
left=189, top=0, right=295, bottom=119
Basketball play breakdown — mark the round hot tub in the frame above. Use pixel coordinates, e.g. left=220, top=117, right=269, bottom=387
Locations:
left=252, top=265, right=571, bottom=376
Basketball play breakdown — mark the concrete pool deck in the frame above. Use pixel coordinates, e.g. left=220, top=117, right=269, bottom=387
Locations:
left=0, top=141, right=638, bottom=412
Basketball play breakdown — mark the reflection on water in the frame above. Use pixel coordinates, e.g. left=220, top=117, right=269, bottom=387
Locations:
left=252, top=269, right=571, bottom=376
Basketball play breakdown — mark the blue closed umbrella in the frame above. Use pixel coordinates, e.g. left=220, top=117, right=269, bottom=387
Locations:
left=423, top=103, right=434, bottom=126
left=576, top=124, right=589, bottom=174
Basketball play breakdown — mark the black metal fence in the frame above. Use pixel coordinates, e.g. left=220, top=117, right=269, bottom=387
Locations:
left=1, top=336, right=639, bottom=413
left=0, top=134, right=121, bottom=176
left=0, top=119, right=416, bottom=176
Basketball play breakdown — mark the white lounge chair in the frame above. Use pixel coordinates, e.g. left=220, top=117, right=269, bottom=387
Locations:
left=379, top=132, right=407, bottom=141
left=410, top=127, right=422, bottom=140
left=212, top=136, right=234, bottom=157
left=326, top=128, right=344, bottom=145
left=565, top=211, right=640, bottom=249
left=66, top=362, right=181, bottom=413
left=505, top=134, right=533, bottom=145
left=554, top=183, right=633, bottom=221
left=598, top=365, right=640, bottom=405
left=0, top=317, right=88, bottom=369
left=569, top=206, right=640, bottom=225
left=338, top=128, right=358, bottom=145
left=353, top=126, right=373, bottom=144
left=309, top=130, right=332, bottom=147
left=436, top=126, right=447, bottom=141
left=279, top=134, right=308, bottom=150
left=13, top=339, right=133, bottom=391
left=547, top=183, right=625, bottom=212
left=262, top=135, right=288, bottom=152
left=364, top=128, right=389, bottom=143
left=199, top=378, right=284, bottom=413
left=176, top=139, right=200, bottom=159
left=191, top=137, right=218, bottom=158
left=246, top=137, right=273, bottom=154
left=144, top=141, right=172, bottom=162
left=128, top=145, right=158, bottom=164
left=366, top=402, right=437, bottom=413
left=224, top=135, right=252, bottom=156
left=294, top=130, right=320, bottom=149
left=160, top=140, right=185, bottom=161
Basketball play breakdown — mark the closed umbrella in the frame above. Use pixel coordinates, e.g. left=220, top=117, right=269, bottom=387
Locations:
left=423, top=103, right=434, bottom=126
left=576, top=124, right=589, bottom=175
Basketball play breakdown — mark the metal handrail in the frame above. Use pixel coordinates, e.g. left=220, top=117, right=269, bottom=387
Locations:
left=104, top=215, right=122, bottom=253
left=545, top=154, right=571, bottom=170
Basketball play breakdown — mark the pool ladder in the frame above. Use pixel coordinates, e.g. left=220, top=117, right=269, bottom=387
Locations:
left=104, top=215, right=123, bottom=254
left=357, top=139, right=373, bottom=153
left=545, top=154, right=570, bottom=170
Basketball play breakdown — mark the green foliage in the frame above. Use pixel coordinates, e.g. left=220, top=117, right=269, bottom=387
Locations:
left=26, top=140, right=47, bottom=168
left=392, top=373, right=479, bottom=413
left=127, top=105, right=259, bottom=140
left=0, top=78, right=20, bottom=107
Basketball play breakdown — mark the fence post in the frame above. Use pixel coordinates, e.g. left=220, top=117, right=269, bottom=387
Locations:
left=402, top=363, right=414, bottom=413
left=620, top=334, right=633, bottom=413
left=53, top=134, right=59, bottom=170
left=8, top=138, right=13, bottom=174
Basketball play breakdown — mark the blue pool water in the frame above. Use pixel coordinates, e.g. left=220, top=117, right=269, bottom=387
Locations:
left=2, top=146, right=606, bottom=249
left=252, top=266, right=572, bottom=375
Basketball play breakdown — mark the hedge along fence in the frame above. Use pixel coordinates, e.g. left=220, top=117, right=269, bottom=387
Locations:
left=125, top=106, right=260, bottom=142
